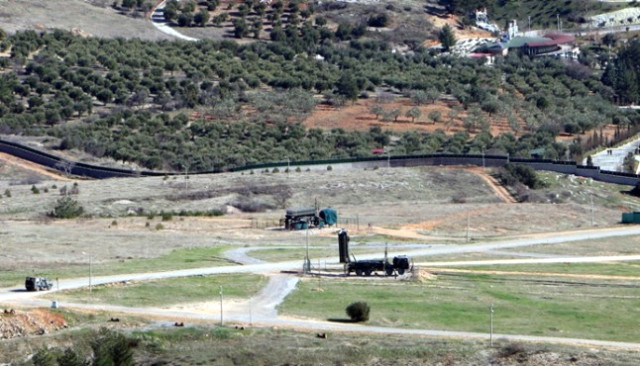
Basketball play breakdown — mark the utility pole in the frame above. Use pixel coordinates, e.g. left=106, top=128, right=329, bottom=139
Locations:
left=557, top=14, right=560, bottom=31
left=89, top=255, right=92, bottom=294
left=219, top=285, right=223, bottom=326
left=304, top=228, right=311, bottom=273
left=466, top=213, right=470, bottom=242
left=528, top=16, right=531, bottom=33
left=490, top=303, right=494, bottom=347
left=590, top=195, right=594, bottom=226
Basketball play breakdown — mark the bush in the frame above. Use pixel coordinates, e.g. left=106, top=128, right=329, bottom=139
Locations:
left=346, top=301, right=370, bottom=322
left=31, top=185, right=40, bottom=194
left=4, top=189, right=10, bottom=197
left=48, top=196, right=85, bottom=219
left=327, top=165, right=333, bottom=171
left=495, top=164, right=547, bottom=189
left=367, top=13, right=389, bottom=27
left=161, top=211, right=173, bottom=221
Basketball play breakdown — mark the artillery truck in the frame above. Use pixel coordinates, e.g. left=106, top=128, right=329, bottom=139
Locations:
left=338, top=229, right=411, bottom=276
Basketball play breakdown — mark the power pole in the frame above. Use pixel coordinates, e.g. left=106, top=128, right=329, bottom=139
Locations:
left=590, top=195, right=594, bottom=226
left=490, top=303, right=494, bottom=347
left=466, top=213, right=470, bottom=242
left=89, top=255, right=92, bottom=294
left=219, top=285, right=223, bottom=326
left=304, top=228, right=311, bottom=273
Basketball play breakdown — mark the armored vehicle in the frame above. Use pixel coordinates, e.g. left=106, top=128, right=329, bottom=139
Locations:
left=25, top=277, right=53, bottom=291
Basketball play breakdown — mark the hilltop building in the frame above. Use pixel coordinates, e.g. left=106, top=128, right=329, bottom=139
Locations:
left=472, top=16, right=578, bottom=59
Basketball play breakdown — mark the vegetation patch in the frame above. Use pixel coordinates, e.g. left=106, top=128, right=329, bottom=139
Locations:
left=279, top=273, right=640, bottom=342
left=0, top=245, right=233, bottom=288
left=48, top=273, right=267, bottom=307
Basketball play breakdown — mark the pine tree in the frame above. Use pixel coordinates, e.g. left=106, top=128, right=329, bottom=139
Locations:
left=58, top=348, right=84, bottom=366
left=439, top=24, right=456, bottom=52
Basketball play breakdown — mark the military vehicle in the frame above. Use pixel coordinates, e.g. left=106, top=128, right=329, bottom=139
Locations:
left=25, top=277, right=53, bottom=291
left=338, top=229, right=411, bottom=276
left=284, top=206, right=338, bottom=230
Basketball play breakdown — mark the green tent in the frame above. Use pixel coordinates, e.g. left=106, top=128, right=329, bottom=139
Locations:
left=319, top=208, right=337, bottom=226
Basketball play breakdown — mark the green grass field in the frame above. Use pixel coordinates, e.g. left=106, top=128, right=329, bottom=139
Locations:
left=448, top=262, right=640, bottom=277
left=279, top=272, right=640, bottom=342
left=0, top=246, right=233, bottom=288
left=47, top=273, right=267, bottom=306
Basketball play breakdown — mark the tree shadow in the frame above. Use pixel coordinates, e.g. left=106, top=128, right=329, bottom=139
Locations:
left=327, top=318, right=359, bottom=323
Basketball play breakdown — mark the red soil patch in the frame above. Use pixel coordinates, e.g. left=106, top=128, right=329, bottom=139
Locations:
left=0, top=308, right=67, bottom=339
left=304, top=97, right=521, bottom=137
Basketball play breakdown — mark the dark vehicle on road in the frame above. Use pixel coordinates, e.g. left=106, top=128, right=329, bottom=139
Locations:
left=25, top=277, right=53, bottom=291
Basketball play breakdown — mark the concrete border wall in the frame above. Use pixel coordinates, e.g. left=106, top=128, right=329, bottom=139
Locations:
left=1, top=138, right=639, bottom=185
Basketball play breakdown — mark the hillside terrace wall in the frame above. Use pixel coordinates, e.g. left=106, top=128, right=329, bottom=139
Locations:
left=1, top=139, right=638, bottom=185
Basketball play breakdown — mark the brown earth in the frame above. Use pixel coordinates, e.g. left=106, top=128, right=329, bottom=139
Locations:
left=305, top=97, right=524, bottom=137
left=0, top=308, right=67, bottom=340
left=0, top=152, right=72, bottom=182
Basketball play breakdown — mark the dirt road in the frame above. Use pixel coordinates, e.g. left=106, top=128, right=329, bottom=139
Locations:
left=4, top=225, right=640, bottom=349
left=0, top=152, right=72, bottom=181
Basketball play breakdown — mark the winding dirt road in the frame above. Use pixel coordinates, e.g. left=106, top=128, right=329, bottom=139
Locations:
left=4, top=225, right=640, bottom=349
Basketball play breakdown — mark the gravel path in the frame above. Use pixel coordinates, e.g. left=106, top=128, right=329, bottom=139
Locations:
left=150, top=0, right=199, bottom=41
left=585, top=137, right=640, bottom=172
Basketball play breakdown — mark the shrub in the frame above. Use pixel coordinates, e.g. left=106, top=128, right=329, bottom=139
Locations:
left=48, top=196, right=85, bottom=219
left=367, top=13, right=389, bottom=27
left=4, top=189, right=10, bottom=197
left=346, top=301, right=370, bottom=322
left=161, top=211, right=173, bottom=221
left=295, top=166, right=301, bottom=172
left=327, top=165, right=333, bottom=171
left=272, top=167, right=280, bottom=173
left=496, top=164, right=547, bottom=189
left=155, top=223, right=164, bottom=230
left=31, top=185, right=40, bottom=194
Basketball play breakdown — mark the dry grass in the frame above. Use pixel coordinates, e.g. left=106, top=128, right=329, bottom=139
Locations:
left=0, top=0, right=172, bottom=40
left=0, top=163, right=633, bottom=274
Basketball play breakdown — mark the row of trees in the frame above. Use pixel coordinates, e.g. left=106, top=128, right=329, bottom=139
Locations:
left=602, top=40, right=640, bottom=105
left=0, top=28, right=638, bottom=170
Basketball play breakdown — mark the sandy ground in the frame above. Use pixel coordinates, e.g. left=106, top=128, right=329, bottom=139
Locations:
left=0, top=0, right=172, bottom=40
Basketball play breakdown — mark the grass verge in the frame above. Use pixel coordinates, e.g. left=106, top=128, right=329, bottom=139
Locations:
left=45, top=273, right=267, bottom=307
left=279, top=272, right=640, bottom=342
left=0, top=246, right=233, bottom=288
